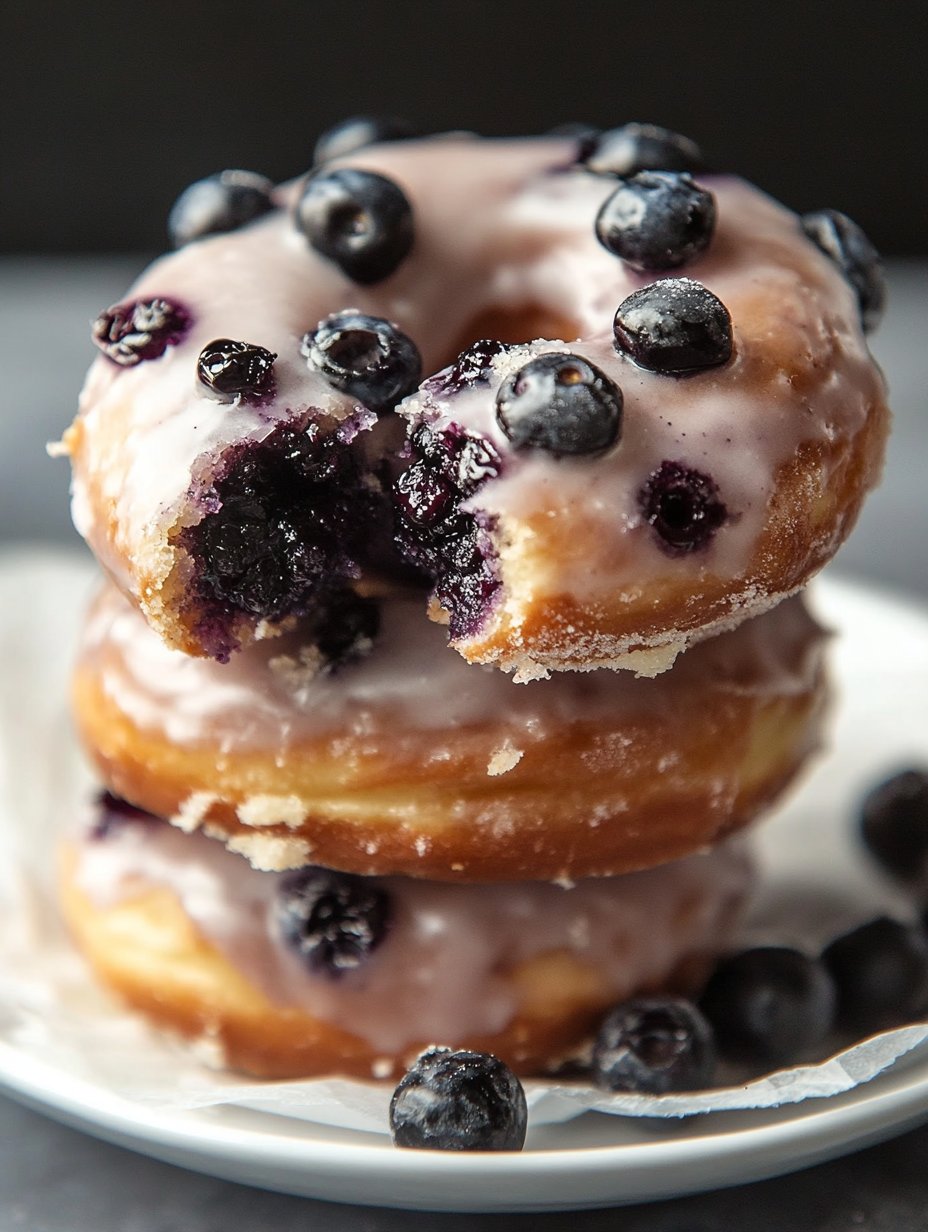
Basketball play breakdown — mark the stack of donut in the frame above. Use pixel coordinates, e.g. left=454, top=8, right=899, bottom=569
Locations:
left=57, top=120, right=888, bottom=1080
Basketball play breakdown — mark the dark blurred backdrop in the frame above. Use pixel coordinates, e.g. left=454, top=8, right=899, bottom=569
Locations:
left=4, top=0, right=927, bottom=255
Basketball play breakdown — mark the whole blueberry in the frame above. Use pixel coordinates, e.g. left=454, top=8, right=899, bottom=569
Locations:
left=313, top=115, right=418, bottom=165
left=592, top=997, right=716, bottom=1094
left=168, top=170, right=274, bottom=248
left=273, top=867, right=391, bottom=977
left=860, top=769, right=928, bottom=882
left=583, top=123, right=706, bottom=177
left=495, top=352, right=623, bottom=455
left=301, top=310, right=421, bottom=413
left=92, top=297, right=191, bottom=367
left=801, top=209, right=886, bottom=334
left=197, top=338, right=277, bottom=403
left=700, top=947, right=836, bottom=1065
left=294, top=168, right=414, bottom=284
left=614, top=278, right=733, bottom=374
left=390, top=1048, right=527, bottom=1151
left=639, top=460, right=727, bottom=554
left=596, top=172, right=716, bottom=271
left=822, top=917, right=928, bottom=1034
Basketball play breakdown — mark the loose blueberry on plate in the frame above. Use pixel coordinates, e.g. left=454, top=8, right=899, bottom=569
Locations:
left=390, top=1048, right=528, bottom=1151
left=639, top=460, right=727, bottom=555
left=294, top=168, right=414, bottom=284
left=273, top=866, right=391, bottom=977
left=168, top=170, right=275, bottom=248
left=822, top=917, right=928, bottom=1034
left=801, top=208, right=886, bottom=334
left=92, top=297, right=190, bottom=367
left=860, top=768, right=928, bottom=882
left=197, top=339, right=277, bottom=403
left=313, top=115, right=418, bottom=165
left=614, top=278, right=733, bottom=374
left=582, top=123, right=706, bottom=177
left=595, top=171, right=716, bottom=271
left=699, top=947, right=836, bottom=1064
left=495, top=353, right=623, bottom=455
left=592, top=997, right=716, bottom=1094
left=301, top=310, right=421, bottom=413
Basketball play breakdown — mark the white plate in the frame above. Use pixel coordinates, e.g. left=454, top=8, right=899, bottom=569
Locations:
left=2, top=558, right=928, bottom=1211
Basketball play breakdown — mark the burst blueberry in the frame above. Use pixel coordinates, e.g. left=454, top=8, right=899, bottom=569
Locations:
left=614, top=278, right=733, bottom=374
left=301, top=310, right=421, bottom=413
left=92, top=297, right=190, bottom=367
left=197, top=339, right=277, bottom=403
left=596, top=172, right=716, bottom=271
left=294, top=168, right=414, bottom=284
left=592, top=997, right=716, bottom=1094
left=423, top=339, right=509, bottom=399
left=801, top=208, right=885, bottom=334
left=583, top=123, right=706, bottom=177
left=860, top=769, right=928, bottom=881
left=639, top=460, right=727, bottom=554
left=495, top=353, right=623, bottom=456
left=313, top=115, right=418, bottom=165
left=168, top=170, right=274, bottom=248
left=273, top=867, right=391, bottom=977
left=390, top=1048, right=527, bottom=1151
left=822, top=917, right=928, bottom=1034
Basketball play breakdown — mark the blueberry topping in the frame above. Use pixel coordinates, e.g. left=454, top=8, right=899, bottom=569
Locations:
left=312, top=590, right=380, bottom=670
left=92, top=297, right=190, bottom=367
left=860, top=769, right=928, bottom=881
left=592, top=997, right=716, bottom=1094
left=822, top=917, right=928, bottom=1034
left=91, top=791, right=157, bottom=840
left=613, top=278, right=733, bottom=374
left=495, top=353, right=623, bottom=456
left=595, top=172, right=716, bottom=271
left=582, top=123, right=705, bottom=177
left=294, top=168, right=414, bottom=285
left=700, top=947, right=836, bottom=1064
left=197, top=339, right=277, bottom=403
left=423, top=339, right=509, bottom=399
left=313, top=115, right=418, bottom=165
left=639, top=460, right=727, bottom=554
left=801, top=209, right=886, bottom=334
left=390, top=1048, right=527, bottom=1151
left=301, top=311, right=421, bottom=413
left=168, top=170, right=275, bottom=248
left=273, top=867, right=391, bottom=977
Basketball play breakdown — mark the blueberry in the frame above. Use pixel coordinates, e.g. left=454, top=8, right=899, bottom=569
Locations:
left=582, top=123, right=706, bottom=177
left=592, top=997, right=716, bottom=1094
left=822, top=917, right=928, bottom=1034
left=613, top=278, right=733, bottom=375
left=294, top=168, right=414, bottom=284
left=91, top=791, right=156, bottom=840
left=390, top=1048, right=527, bottom=1151
left=860, top=769, right=928, bottom=882
left=700, top=947, right=836, bottom=1064
left=548, top=122, right=601, bottom=161
left=639, top=460, right=727, bottom=554
left=801, top=209, right=886, bottom=334
left=92, top=297, right=191, bottom=367
left=301, top=311, right=421, bottom=413
left=313, top=115, right=418, bottom=165
left=596, top=172, right=716, bottom=272
left=423, top=339, right=509, bottom=399
left=197, top=339, right=277, bottom=403
left=273, top=867, right=391, bottom=977
left=168, top=170, right=274, bottom=248
left=495, top=353, right=623, bottom=456
left=313, top=591, right=380, bottom=670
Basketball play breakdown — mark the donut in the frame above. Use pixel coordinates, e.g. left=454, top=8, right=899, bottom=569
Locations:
left=56, top=127, right=888, bottom=672
left=72, top=582, right=828, bottom=879
left=59, top=800, right=752, bottom=1079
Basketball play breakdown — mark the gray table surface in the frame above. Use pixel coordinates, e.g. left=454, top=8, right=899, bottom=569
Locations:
left=0, top=258, right=925, bottom=1229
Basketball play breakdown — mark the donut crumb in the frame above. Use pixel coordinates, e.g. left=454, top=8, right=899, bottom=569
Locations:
left=487, top=740, right=524, bottom=776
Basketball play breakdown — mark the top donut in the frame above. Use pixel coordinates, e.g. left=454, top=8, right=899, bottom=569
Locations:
left=60, top=121, right=890, bottom=674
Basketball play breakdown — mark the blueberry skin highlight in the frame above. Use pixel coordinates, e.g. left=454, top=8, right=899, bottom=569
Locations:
left=168, top=170, right=275, bottom=248
left=596, top=172, right=716, bottom=271
left=613, top=277, right=733, bottom=375
left=197, top=339, right=277, bottom=403
left=801, top=208, right=886, bottom=334
left=592, top=997, right=716, bottom=1094
left=301, top=310, right=421, bottom=413
left=495, top=352, right=623, bottom=456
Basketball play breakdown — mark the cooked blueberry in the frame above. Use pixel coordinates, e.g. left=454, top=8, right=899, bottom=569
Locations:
left=294, top=168, right=414, bottom=284
left=301, top=311, right=421, bottom=413
left=700, top=947, right=836, bottom=1064
left=614, top=278, right=732, bottom=374
left=92, top=297, right=190, bottom=367
left=91, top=791, right=157, bottom=840
left=592, top=997, right=716, bottom=1094
left=822, top=917, right=928, bottom=1034
left=860, top=769, right=928, bottom=881
left=390, top=1048, right=527, bottom=1151
left=423, top=339, right=509, bottom=399
left=313, top=115, right=418, bottom=165
left=639, top=460, right=727, bottom=554
left=274, top=867, right=391, bottom=976
left=583, top=123, right=705, bottom=177
left=801, top=209, right=886, bottom=334
left=596, top=172, right=716, bottom=271
left=313, top=591, right=380, bottom=670
left=495, top=353, right=623, bottom=456
left=168, top=170, right=274, bottom=248
left=197, top=339, right=277, bottom=403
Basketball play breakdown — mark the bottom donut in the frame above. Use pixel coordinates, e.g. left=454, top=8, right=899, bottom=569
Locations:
left=59, top=794, right=753, bottom=1080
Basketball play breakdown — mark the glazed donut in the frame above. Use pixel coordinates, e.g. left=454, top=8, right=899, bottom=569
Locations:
left=57, top=129, right=888, bottom=672
left=59, top=801, right=752, bottom=1079
left=72, top=582, right=828, bottom=879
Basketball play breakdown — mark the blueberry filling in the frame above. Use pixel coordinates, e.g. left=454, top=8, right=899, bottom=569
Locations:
left=582, top=123, right=706, bottom=177
left=800, top=208, right=886, bottom=334
left=592, top=997, right=716, bottom=1094
left=639, top=460, right=727, bottom=554
left=294, top=167, right=414, bottom=285
left=393, top=423, right=502, bottom=640
left=92, top=297, right=190, bottom=367
left=273, top=867, right=391, bottom=976
left=614, top=278, right=733, bottom=375
left=423, top=339, right=510, bottom=399
left=168, top=170, right=275, bottom=248
left=313, top=115, right=418, bottom=165
left=495, top=352, right=623, bottom=456
left=311, top=590, right=381, bottom=671
left=595, top=171, right=716, bottom=272
left=301, top=311, right=421, bottom=413
left=197, top=338, right=277, bottom=403
left=91, top=791, right=157, bottom=840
